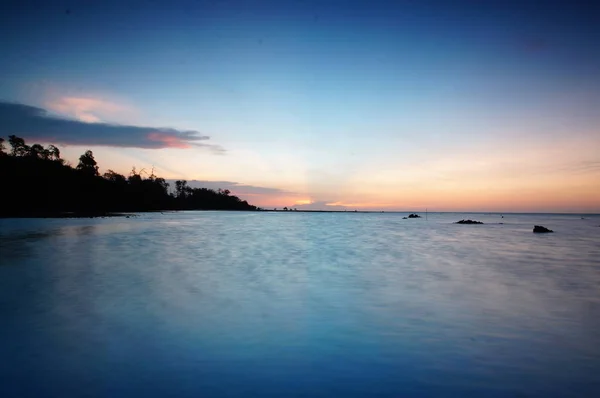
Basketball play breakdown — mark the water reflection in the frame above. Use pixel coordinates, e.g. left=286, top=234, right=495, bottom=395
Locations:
left=0, top=213, right=599, bottom=397
left=0, top=224, right=102, bottom=263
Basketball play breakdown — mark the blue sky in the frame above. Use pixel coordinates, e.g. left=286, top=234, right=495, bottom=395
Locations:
left=1, top=0, right=599, bottom=211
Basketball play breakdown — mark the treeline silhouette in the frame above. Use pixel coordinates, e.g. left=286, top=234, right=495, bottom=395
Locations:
left=0, top=135, right=257, bottom=217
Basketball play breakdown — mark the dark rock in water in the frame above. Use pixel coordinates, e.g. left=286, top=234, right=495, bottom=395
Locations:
left=455, top=219, right=483, bottom=225
left=407, top=213, right=421, bottom=218
left=533, top=225, right=553, bottom=233
left=402, top=217, right=408, bottom=219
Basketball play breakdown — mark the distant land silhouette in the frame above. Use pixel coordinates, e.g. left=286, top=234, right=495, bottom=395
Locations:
left=0, top=135, right=258, bottom=217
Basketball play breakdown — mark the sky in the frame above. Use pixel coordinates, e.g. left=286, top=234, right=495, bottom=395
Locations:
left=1, top=0, right=599, bottom=212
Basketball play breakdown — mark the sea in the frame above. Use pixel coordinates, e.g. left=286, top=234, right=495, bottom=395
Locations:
left=1, top=211, right=599, bottom=397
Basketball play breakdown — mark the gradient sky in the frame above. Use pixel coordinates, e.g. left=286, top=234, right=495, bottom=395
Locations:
left=1, top=0, right=599, bottom=212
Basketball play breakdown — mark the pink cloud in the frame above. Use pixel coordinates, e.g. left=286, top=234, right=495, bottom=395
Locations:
left=45, top=96, right=136, bottom=123
left=147, top=132, right=192, bottom=149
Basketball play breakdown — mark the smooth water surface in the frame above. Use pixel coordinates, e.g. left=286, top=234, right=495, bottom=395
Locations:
left=1, top=212, right=599, bottom=397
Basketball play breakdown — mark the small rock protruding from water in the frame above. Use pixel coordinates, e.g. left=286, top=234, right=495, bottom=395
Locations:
left=455, top=219, right=483, bottom=225
left=407, top=213, right=421, bottom=218
left=533, top=225, right=553, bottom=233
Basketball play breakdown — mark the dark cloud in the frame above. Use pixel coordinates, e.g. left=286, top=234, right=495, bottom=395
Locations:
left=0, top=101, right=223, bottom=152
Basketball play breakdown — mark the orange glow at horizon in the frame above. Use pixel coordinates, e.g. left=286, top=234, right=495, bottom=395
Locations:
left=53, top=132, right=600, bottom=213
left=294, top=199, right=314, bottom=205
left=325, top=201, right=395, bottom=208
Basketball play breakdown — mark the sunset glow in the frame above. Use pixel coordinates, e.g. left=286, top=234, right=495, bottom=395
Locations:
left=147, top=133, right=192, bottom=149
left=294, top=199, right=314, bottom=206
left=1, top=1, right=598, bottom=213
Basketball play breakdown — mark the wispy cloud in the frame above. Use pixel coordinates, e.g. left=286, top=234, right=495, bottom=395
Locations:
left=45, top=96, right=136, bottom=123
left=0, top=101, right=223, bottom=151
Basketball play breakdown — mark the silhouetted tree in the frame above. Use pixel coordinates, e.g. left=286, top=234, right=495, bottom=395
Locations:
left=0, top=138, right=6, bottom=156
left=77, top=150, right=99, bottom=176
left=154, top=177, right=169, bottom=193
left=128, top=170, right=143, bottom=184
left=47, top=145, right=61, bottom=161
left=29, top=144, right=47, bottom=159
left=0, top=135, right=257, bottom=216
left=104, top=169, right=127, bottom=184
left=8, top=135, right=30, bottom=157
left=175, top=180, right=188, bottom=199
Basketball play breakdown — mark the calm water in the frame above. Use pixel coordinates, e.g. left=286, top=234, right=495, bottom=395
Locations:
left=1, top=212, right=599, bottom=397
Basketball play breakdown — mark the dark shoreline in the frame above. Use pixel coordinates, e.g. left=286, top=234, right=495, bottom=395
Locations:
left=0, top=212, right=137, bottom=219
